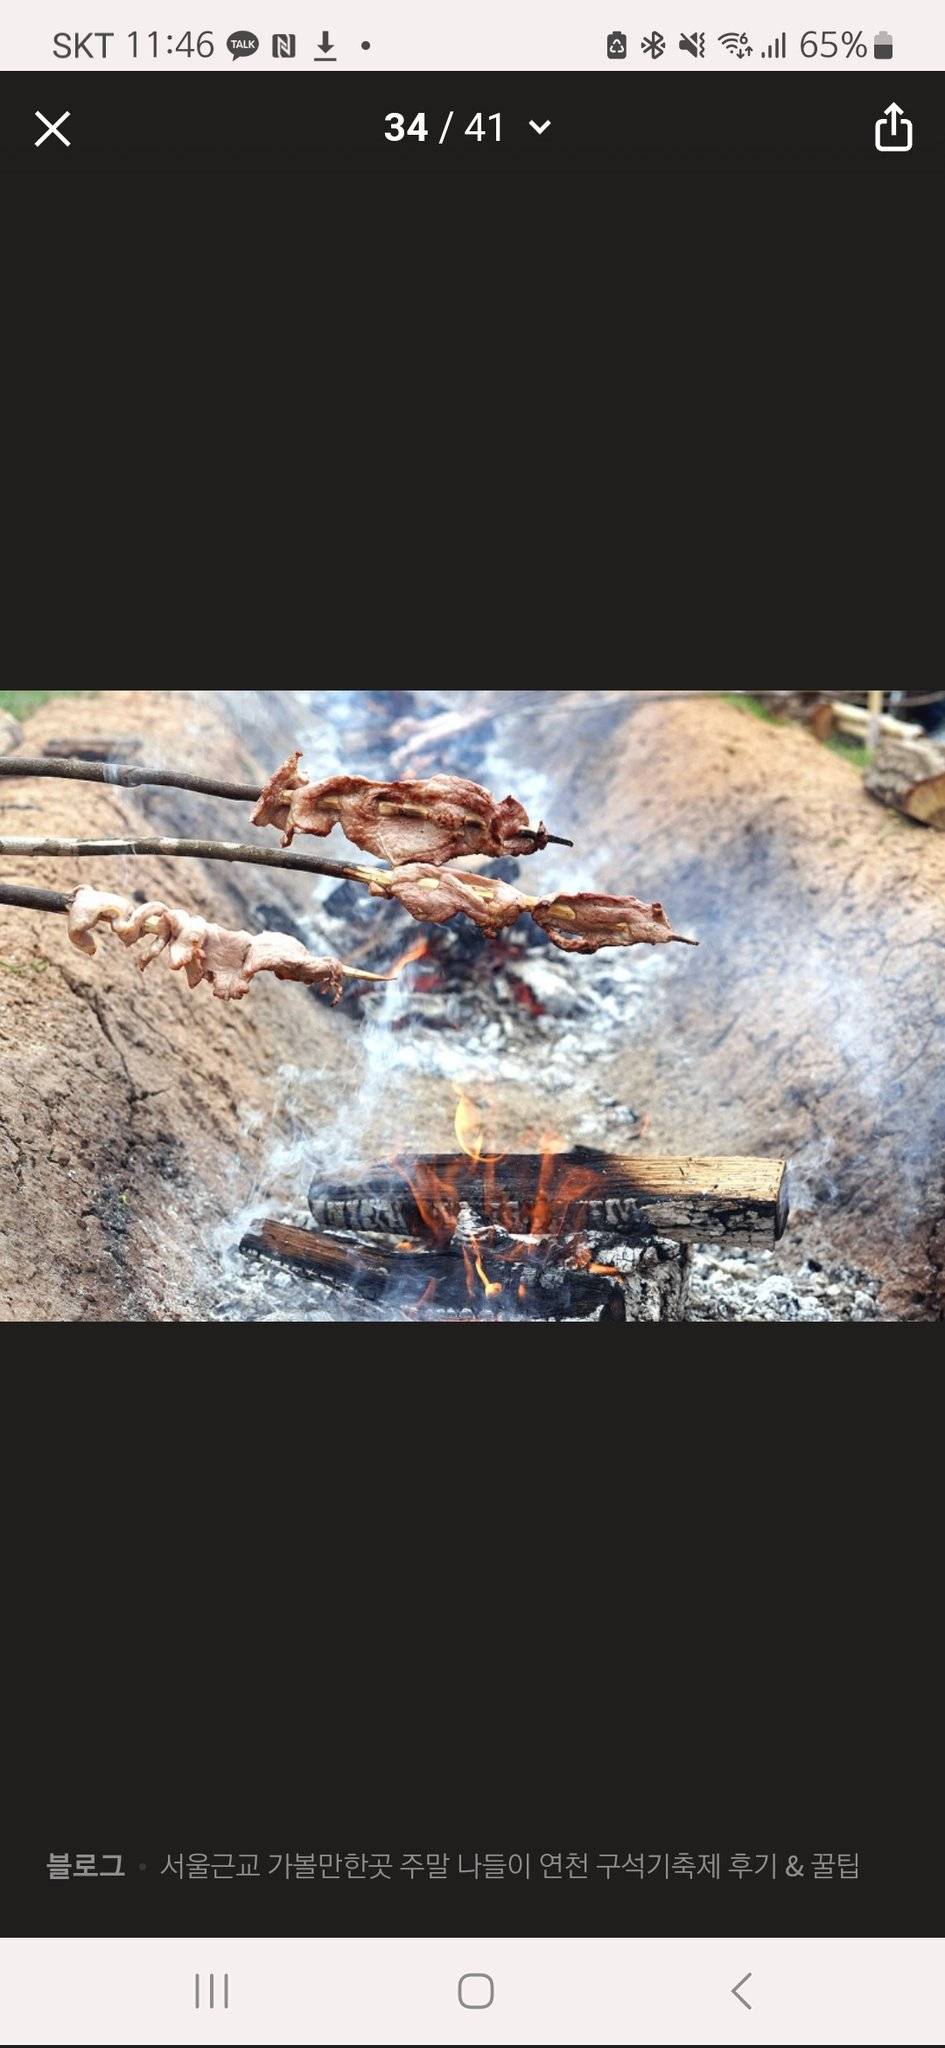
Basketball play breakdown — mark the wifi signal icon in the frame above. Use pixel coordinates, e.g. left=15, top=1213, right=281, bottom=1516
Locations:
left=718, top=29, right=753, bottom=55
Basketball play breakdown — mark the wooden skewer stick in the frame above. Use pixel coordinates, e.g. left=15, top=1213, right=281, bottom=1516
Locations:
left=0, top=756, right=262, bottom=800
left=0, top=881, right=399, bottom=985
left=0, top=882, right=73, bottom=914
left=0, top=757, right=573, bottom=846
left=0, top=835, right=375, bottom=884
left=0, top=845, right=696, bottom=950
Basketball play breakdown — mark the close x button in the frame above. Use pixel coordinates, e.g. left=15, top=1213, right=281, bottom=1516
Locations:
left=35, top=109, right=71, bottom=148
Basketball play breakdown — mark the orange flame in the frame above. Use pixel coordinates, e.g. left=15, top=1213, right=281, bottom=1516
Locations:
left=528, top=1135, right=599, bottom=1243
left=397, top=1157, right=462, bottom=1246
left=455, top=1090, right=484, bottom=1163
left=390, top=1089, right=625, bottom=1318
left=388, top=937, right=430, bottom=979
left=473, top=1239, right=503, bottom=1299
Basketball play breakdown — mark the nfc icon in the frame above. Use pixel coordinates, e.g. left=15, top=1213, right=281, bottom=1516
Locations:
left=272, top=32, right=296, bottom=55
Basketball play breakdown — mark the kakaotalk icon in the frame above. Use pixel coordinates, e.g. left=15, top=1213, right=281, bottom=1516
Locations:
left=226, top=29, right=260, bottom=59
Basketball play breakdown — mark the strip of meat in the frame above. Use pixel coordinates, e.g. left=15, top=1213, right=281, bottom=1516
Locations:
left=67, top=887, right=358, bottom=1004
left=367, top=864, right=525, bottom=934
left=367, top=867, right=697, bottom=953
left=531, top=892, right=691, bottom=954
left=251, top=750, right=307, bottom=839
left=68, top=890, right=140, bottom=957
left=252, top=756, right=551, bottom=863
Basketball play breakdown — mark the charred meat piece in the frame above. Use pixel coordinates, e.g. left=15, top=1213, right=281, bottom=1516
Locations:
left=251, top=750, right=308, bottom=839
left=367, top=863, right=525, bottom=934
left=368, top=868, right=697, bottom=953
left=252, top=756, right=551, bottom=863
left=531, top=892, right=697, bottom=954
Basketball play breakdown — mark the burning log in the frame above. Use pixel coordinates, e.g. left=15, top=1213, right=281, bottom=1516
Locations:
left=309, top=1153, right=789, bottom=1248
left=239, top=1220, right=627, bottom=1321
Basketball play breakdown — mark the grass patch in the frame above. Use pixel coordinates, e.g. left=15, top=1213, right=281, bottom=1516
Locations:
left=719, top=693, right=779, bottom=724
left=826, top=737, right=872, bottom=770
left=721, top=695, right=872, bottom=769
left=0, top=690, right=95, bottom=721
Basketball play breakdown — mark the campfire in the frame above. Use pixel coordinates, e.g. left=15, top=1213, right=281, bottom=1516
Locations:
left=0, top=699, right=792, bottom=1323
left=240, top=1089, right=788, bottom=1322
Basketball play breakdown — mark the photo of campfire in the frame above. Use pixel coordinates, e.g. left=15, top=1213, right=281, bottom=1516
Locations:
left=1, top=687, right=943, bottom=1323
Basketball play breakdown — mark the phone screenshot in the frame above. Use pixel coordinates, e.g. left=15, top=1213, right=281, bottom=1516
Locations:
left=2, top=0, right=942, bottom=2025
left=0, top=687, right=940, bottom=2045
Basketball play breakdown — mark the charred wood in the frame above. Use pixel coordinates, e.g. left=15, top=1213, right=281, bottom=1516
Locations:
left=308, top=1153, right=789, bottom=1248
left=239, top=1220, right=627, bottom=1320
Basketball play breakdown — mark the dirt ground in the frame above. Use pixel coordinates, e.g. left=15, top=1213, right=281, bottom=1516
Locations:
left=1, top=688, right=943, bottom=1320
left=588, top=693, right=945, bottom=1319
left=0, top=691, right=344, bottom=1320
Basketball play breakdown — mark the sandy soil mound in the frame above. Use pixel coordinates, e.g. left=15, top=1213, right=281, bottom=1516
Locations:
left=0, top=691, right=346, bottom=1320
left=582, top=694, right=945, bottom=1319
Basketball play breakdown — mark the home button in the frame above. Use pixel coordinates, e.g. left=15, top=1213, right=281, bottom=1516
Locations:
left=459, top=1974, right=495, bottom=2010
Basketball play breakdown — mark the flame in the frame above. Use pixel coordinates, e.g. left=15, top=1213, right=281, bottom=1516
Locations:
left=388, top=1090, right=625, bottom=1320
left=529, top=1136, right=599, bottom=1242
left=472, top=1240, right=503, bottom=1299
left=396, top=1157, right=463, bottom=1246
left=388, top=937, right=430, bottom=978
left=454, top=1088, right=486, bottom=1163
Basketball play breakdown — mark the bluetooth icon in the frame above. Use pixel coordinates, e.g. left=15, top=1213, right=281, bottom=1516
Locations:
left=641, top=28, right=666, bottom=56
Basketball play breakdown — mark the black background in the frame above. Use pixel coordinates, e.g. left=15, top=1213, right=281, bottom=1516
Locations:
left=3, top=1356, right=938, bottom=1937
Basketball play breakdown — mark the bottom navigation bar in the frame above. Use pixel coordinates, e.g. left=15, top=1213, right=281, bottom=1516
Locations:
left=0, top=1939, right=942, bottom=2043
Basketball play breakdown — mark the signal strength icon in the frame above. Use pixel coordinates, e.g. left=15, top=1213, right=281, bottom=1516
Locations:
left=760, top=31, right=787, bottom=56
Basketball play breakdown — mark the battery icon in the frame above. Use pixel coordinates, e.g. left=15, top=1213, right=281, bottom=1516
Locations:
left=874, top=29, right=893, bottom=57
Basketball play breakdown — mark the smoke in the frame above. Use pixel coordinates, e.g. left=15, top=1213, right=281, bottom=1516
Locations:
left=190, top=689, right=945, bottom=1321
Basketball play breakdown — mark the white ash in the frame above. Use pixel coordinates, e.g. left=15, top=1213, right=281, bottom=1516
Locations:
left=688, top=1247, right=881, bottom=1323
